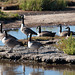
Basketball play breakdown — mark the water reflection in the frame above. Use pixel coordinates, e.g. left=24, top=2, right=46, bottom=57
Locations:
left=0, top=25, right=75, bottom=46
left=29, top=64, right=44, bottom=75
left=0, top=61, right=75, bottom=75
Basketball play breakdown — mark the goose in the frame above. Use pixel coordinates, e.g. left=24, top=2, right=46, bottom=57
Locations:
left=59, top=24, right=75, bottom=36
left=0, top=23, right=4, bottom=40
left=2, top=30, right=23, bottom=53
left=0, top=23, right=17, bottom=40
left=37, top=26, right=56, bottom=37
left=65, top=27, right=70, bottom=37
left=20, top=15, right=37, bottom=40
left=28, top=33, right=43, bottom=54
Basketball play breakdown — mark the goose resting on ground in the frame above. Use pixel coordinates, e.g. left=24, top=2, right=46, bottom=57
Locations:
left=2, top=30, right=23, bottom=53
left=59, top=24, right=75, bottom=36
left=37, top=26, right=56, bottom=37
left=28, top=33, right=43, bottom=54
left=20, top=15, right=37, bottom=40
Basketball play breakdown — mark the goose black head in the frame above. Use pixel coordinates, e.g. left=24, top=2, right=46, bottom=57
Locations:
left=0, top=23, right=2, bottom=33
left=37, top=26, right=41, bottom=29
left=65, top=27, right=70, bottom=29
left=21, top=15, right=24, bottom=19
left=20, top=15, right=25, bottom=25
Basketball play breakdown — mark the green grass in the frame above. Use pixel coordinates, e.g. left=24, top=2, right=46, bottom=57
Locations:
left=19, top=0, right=67, bottom=11
left=19, top=0, right=42, bottom=11
left=56, top=35, right=75, bottom=55
left=0, top=11, right=20, bottom=20
left=1, top=0, right=75, bottom=11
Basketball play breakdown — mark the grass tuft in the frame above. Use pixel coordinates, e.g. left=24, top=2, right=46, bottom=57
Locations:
left=56, top=35, right=75, bottom=55
left=0, top=11, right=20, bottom=20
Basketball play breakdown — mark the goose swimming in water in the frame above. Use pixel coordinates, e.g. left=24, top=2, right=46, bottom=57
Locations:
left=37, top=26, right=56, bottom=37
left=65, top=27, right=70, bottom=37
left=20, top=15, right=37, bottom=40
left=28, top=33, right=43, bottom=54
left=59, top=24, right=75, bottom=36
left=2, top=30, right=23, bottom=53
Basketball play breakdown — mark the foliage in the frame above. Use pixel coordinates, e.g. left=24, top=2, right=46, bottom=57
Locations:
left=1, top=0, right=75, bottom=11
left=19, top=0, right=42, bottom=11
left=56, top=35, right=75, bottom=55
left=19, top=0, right=67, bottom=11
left=0, top=11, right=19, bottom=20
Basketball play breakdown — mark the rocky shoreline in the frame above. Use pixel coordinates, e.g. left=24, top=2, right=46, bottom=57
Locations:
left=0, top=42, right=75, bottom=64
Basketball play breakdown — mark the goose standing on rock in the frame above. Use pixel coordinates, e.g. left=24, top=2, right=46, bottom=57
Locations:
left=59, top=24, right=75, bottom=36
left=0, top=23, right=17, bottom=40
left=2, top=30, right=24, bottom=53
left=20, top=15, right=37, bottom=40
left=37, top=26, right=56, bottom=37
left=28, top=33, right=43, bottom=54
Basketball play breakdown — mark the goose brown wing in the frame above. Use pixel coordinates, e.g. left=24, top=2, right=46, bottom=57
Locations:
left=22, top=27, right=37, bottom=35
left=31, top=41, right=43, bottom=47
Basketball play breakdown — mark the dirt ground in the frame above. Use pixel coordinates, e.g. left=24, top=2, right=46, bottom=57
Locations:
left=1, top=10, right=75, bottom=29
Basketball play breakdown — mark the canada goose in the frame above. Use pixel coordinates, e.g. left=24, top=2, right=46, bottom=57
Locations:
left=28, top=33, right=43, bottom=54
left=20, top=15, right=37, bottom=40
left=0, top=23, right=17, bottom=40
left=65, top=27, right=70, bottom=37
left=2, top=30, right=23, bottom=53
left=37, top=26, right=56, bottom=37
left=0, top=23, right=4, bottom=40
left=59, top=24, right=75, bottom=36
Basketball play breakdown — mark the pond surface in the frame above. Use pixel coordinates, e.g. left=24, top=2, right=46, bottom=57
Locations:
left=0, top=61, right=75, bottom=75
left=0, top=25, right=75, bottom=46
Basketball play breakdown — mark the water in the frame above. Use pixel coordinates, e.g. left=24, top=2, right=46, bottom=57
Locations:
left=0, top=25, right=75, bottom=75
left=0, top=61, right=75, bottom=75
left=0, top=25, right=75, bottom=46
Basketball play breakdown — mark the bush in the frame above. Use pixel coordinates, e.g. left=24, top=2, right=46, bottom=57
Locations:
left=42, top=0, right=67, bottom=10
left=57, top=35, right=75, bottom=55
left=19, top=0, right=67, bottom=11
left=19, top=0, right=42, bottom=11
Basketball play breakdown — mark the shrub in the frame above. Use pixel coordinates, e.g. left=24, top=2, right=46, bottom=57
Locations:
left=19, top=0, right=42, bottom=11
left=19, top=0, right=67, bottom=11
left=57, top=35, right=75, bottom=55
left=42, top=0, right=67, bottom=10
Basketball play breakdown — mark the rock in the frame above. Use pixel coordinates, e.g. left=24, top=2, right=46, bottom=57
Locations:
left=0, top=45, right=75, bottom=64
